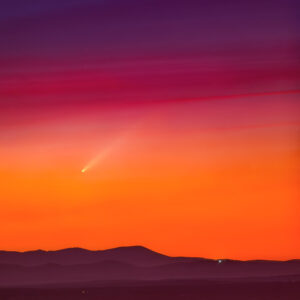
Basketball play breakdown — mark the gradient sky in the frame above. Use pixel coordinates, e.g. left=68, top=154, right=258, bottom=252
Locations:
left=0, top=0, right=299, bottom=260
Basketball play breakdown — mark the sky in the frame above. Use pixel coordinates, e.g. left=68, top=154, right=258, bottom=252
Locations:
left=0, top=0, right=299, bottom=260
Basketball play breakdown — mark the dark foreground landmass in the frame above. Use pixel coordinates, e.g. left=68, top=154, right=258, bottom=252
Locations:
left=0, top=277, right=300, bottom=300
left=0, top=247, right=299, bottom=299
left=1, top=246, right=300, bottom=286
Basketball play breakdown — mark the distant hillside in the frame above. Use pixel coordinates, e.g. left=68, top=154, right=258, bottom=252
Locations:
left=0, top=246, right=299, bottom=286
left=0, top=246, right=205, bottom=267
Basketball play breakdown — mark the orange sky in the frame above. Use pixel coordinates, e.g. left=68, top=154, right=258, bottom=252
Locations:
left=0, top=93, right=299, bottom=260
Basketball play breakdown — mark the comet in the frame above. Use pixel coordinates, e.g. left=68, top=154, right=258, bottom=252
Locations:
left=80, top=117, right=149, bottom=174
left=80, top=136, right=126, bottom=174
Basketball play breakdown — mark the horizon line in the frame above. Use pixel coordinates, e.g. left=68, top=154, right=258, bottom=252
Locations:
left=1, top=245, right=299, bottom=262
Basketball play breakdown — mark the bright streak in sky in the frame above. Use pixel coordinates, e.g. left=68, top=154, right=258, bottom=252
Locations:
left=81, top=136, right=126, bottom=174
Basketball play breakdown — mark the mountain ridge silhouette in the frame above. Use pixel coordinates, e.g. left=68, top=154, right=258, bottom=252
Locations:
left=0, top=246, right=299, bottom=286
left=0, top=245, right=299, bottom=265
left=0, top=245, right=211, bottom=267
